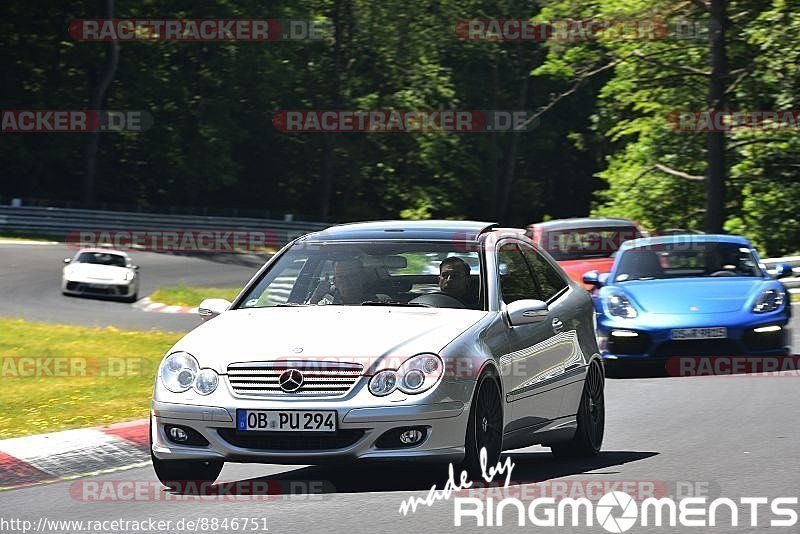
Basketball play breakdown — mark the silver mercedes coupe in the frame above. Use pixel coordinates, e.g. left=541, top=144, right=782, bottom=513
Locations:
left=150, top=220, right=604, bottom=487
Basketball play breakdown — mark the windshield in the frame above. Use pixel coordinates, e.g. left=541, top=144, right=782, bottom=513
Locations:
left=238, top=241, right=483, bottom=310
left=541, top=226, right=641, bottom=261
left=75, top=252, right=127, bottom=267
left=613, top=242, right=763, bottom=282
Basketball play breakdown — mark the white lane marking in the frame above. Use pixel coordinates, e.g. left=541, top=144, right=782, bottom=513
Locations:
left=0, top=240, right=59, bottom=245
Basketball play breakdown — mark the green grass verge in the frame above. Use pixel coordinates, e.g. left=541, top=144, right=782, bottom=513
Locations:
left=148, top=285, right=241, bottom=307
left=0, top=319, right=182, bottom=438
left=792, top=292, right=799, bottom=303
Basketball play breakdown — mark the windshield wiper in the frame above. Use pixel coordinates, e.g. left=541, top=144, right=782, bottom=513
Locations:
left=360, top=301, right=427, bottom=307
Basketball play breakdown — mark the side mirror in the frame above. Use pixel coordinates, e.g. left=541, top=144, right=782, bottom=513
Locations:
left=769, top=263, right=793, bottom=279
left=132, top=265, right=140, bottom=270
left=63, top=258, right=71, bottom=264
left=582, top=270, right=601, bottom=286
left=198, top=298, right=231, bottom=322
left=506, top=299, right=548, bottom=326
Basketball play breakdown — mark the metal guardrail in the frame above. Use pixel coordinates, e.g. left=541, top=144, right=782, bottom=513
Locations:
left=0, top=205, right=331, bottom=247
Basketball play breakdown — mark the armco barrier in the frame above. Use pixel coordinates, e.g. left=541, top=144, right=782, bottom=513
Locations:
left=0, top=206, right=330, bottom=249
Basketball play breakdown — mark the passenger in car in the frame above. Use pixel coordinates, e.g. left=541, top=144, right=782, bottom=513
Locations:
left=309, top=259, right=389, bottom=305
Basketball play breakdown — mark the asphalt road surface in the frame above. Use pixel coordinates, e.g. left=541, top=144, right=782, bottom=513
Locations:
left=1, top=374, right=798, bottom=534
left=0, top=242, right=264, bottom=331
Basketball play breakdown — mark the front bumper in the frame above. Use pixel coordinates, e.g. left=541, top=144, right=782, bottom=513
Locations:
left=62, top=277, right=137, bottom=298
left=151, top=379, right=473, bottom=464
left=597, top=311, right=791, bottom=364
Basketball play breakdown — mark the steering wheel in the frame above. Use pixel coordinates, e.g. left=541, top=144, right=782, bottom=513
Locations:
left=408, top=292, right=466, bottom=309
left=709, top=270, right=737, bottom=277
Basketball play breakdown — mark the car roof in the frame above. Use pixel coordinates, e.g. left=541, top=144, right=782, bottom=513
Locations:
left=302, top=220, right=499, bottom=242
left=76, top=248, right=130, bottom=257
left=619, top=234, right=751, bottom=250
left=530, top=217, right=638, bottom=231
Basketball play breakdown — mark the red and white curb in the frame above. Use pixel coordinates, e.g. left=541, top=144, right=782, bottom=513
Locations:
left=0, top=419, right=149, bottom=491
left=133, top=297, right=198, bottom=315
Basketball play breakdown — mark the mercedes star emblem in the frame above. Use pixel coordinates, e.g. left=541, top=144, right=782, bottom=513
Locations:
left=279, top=369, right=304, bottom=392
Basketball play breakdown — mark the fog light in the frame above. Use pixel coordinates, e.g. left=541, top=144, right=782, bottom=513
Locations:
left=168, top=426, right=188, bottom=442
left=399, top=429, right=424, bottom=444
left=754, top=325, right=781, bottom=333
left=611, top=330, right=639, bottom=337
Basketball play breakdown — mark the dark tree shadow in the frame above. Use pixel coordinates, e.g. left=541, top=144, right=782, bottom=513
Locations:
left=165, top=450, right=659, bottom=497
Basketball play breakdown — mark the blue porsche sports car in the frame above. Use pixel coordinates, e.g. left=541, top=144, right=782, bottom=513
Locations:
left=583, top=234, right=792, bottom=372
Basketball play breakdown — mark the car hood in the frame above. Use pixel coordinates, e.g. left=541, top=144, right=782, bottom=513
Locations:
left=172, top=306, right=489, bottom=374
left=64, top=263, right=131, bottom=281
left=611, top=278, right=769, bottom=314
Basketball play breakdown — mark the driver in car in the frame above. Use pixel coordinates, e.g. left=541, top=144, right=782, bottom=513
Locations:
left=439, top=257, right=477, bottom=308
left=309, top=259, right=389, bottom=305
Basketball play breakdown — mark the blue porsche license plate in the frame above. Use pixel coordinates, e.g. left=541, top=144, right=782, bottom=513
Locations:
left=670, top=327, right=727, bottom=340
left=236, top=410, right=337, bottom=432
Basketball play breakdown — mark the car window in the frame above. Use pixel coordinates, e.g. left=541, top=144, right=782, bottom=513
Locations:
left=239, top=241, right=484, bottom=309
left=541, top=226, right=641, bottom=261
left=75, top=252, right=127, bottom=267
left=614, top=242, right=763, bottom=281
left=497, top=243, right=541, bottom=304
left=520, top=245, right=568, bottom=301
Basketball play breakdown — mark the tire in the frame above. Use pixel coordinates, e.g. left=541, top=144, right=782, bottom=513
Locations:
left=461, top=371, right=503, bottom=478
left=550, top=360, right=605, bottom=459
left=150, top=421, right=222, bottom=491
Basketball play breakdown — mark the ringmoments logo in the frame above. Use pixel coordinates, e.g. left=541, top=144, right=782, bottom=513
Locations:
left=453, top=491, right=799, bottom=529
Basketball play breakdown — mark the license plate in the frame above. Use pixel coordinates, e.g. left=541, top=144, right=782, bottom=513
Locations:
left=236, top=410, right=337, bottom=432
left=671, top=327, right=727, bottom=340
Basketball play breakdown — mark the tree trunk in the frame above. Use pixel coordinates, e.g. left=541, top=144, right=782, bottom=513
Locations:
left=83, top=0, right=119, bottom=207
left=319, top=0, right=347, bottom=219
left=705, top=0, right=727, bottom=233
left=496, top=44, right=532, bottom=220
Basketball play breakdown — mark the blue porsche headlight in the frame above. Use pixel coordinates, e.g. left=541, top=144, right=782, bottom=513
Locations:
left=606, top=293, right=638, bottom=318
left=753, top=289, right=784, bottom=313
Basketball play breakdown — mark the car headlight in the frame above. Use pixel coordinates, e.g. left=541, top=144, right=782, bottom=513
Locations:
left=160, top=352, right=198, bottom=393
left=193, top=368, right=219, bottom=395
left=159, top=352, right=219, bottom=395
left=606, top=293, right=638, bottom=318
left=369, top=370, right=398, bottom=396
left=124, top=270, right=135, bottom=281
left=368, top=354, right=443, bottom=397
left=753, top=289, right=784, bottom=313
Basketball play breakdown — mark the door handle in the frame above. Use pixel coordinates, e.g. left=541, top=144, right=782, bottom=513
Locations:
left=551, top=317, right=564, bottom=333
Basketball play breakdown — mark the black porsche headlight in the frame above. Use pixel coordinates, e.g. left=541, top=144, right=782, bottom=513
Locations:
left=606, top=293, right=638, bottom=318
left=753, top=289, right=784, bottom=313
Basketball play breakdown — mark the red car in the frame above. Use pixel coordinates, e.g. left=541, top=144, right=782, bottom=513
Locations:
left=527, top=218, right=648, bottom=289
